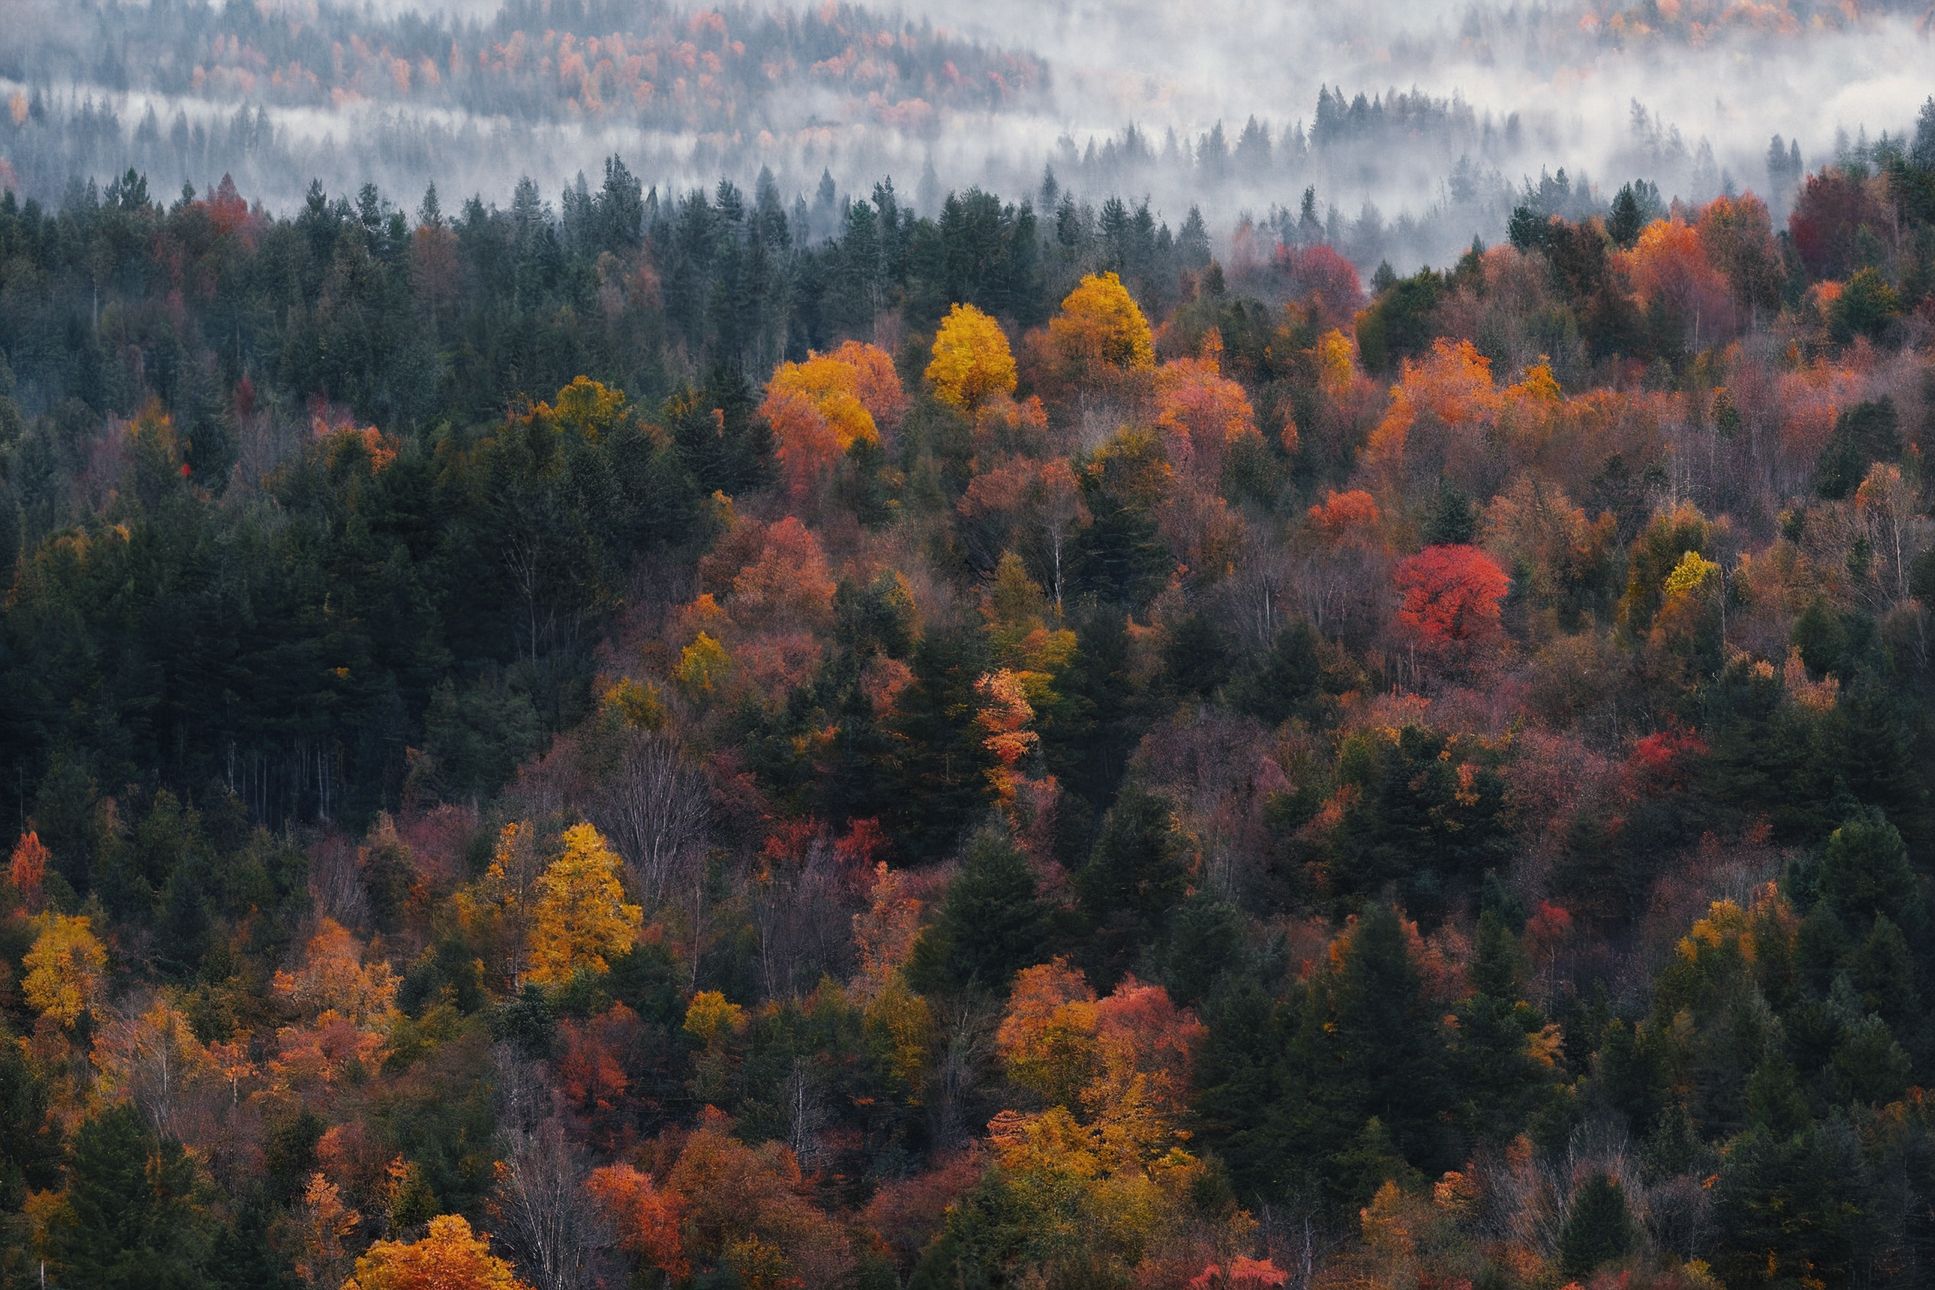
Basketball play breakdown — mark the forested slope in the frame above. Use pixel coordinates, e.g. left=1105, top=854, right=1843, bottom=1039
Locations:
left=2, top=105, right=1935, bottom=1287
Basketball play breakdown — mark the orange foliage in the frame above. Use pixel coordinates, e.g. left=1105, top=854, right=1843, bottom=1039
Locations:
left=762, top=343, right=903, bottom=498
left=995, top=959, right=1205, bottom=1148
left=1365, top=339, right=1498, bottom=487
left=586, top=1163, right=688, bottom=1279
left=1620, top=216, right=1737, bottom=340
left=343, top=1214, right=531, bottom=1290
left=1307, top=488, right=1382, bottom=544
left=975, top=668, right=1039, bottom=801
left=8, top=830, right=49, bottom=908
left=662, top=1109, right=854, bottom=1285
left=1154, top=355, right=1261, bottom=477
left=273, top=919, right=399, bottom=1025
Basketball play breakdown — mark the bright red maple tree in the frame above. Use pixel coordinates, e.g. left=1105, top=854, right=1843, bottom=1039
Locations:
left=1394, top=544, right=1510, bottom=653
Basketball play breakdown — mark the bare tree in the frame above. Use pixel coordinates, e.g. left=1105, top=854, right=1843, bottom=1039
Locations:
left=927, top=998, right=998, bottom=1150
left=782, top=1057, right=831, bottom=1170
left=596, top=732, right=710, bottom=913
left=491, top=1045, right=608, bottom=1290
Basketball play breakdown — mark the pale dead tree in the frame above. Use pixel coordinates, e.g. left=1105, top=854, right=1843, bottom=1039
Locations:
left=927, top=999, right=998, bottom=1150
left=1853, top=461, right=1928, bottom=612
left=596, top=732, right=710, bottom=913
left=307, top=835, right=370, bottom=930
left=95, top=994, right=210, bottom=1145
left=1482, top=1115, right=1638, bottom=1268
left=1027, top=459, right=1089, bottom=614
left=492, top=1117, right=605, bottom=1290
left=782, top=1057, right=831, bottom=1171
left=1228, top=519, right=1294, bottom=649
left=491, top=1045, right=607, bottom=1290
left=748, top=835, right=851, bottom=1001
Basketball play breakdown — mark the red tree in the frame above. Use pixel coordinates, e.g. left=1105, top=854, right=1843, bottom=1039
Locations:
left=1394, top=544, right=1510, bottom=653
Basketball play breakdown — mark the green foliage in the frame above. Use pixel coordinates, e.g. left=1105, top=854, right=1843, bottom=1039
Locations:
left=1330, top=726, right=1509, bottom=920
left=1077, top=785, right=1192, bottom=983
left=1355, top=267, right=1445, bottom=372
left=47, top=1105, right=216, bottom=1289
left=1816, top=399, right=1899, bottom=500
left=908, top=828, right=1054, bottom=996
left=1559, top=1173, right=1635, bottom=1277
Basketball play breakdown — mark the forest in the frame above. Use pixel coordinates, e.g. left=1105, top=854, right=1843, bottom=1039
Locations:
left=5, top=14, right=1935, bottom=1284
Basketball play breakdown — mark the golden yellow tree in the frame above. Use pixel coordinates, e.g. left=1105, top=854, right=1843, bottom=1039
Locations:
left=342, top=1214, right=531, bottom=1290
left=1048, top=271, right=1155, bottom=373
left=527, top=823, right=643, bottom=984
left=926, top=302, right=1017, bottom=411
left=23, top=912, right=108, bottom=1028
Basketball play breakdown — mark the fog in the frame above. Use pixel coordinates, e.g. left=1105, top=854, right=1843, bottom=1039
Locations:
left=2, top=0, right=1930, bottom=266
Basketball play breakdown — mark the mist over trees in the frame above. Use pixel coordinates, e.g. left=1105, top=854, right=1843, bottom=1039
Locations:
left=5, top=0, right=1930, bottom=269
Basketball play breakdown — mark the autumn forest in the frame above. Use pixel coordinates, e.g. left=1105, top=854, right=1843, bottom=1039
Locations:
left=6, top=2, right=1935, bottom=1288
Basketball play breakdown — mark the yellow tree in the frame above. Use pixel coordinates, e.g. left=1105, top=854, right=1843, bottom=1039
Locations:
left=1048, top=271, right=1155, bottom=373
left=23, top=912, right=108, bottom=1028
left=527, top=823, right=643, bottom=985
left=926, top=302, right=1017, bottom=411
left=343, top=1213, right=531, bottom=1290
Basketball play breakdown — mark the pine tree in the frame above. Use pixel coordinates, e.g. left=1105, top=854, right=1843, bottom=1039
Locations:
left=1078, top=786, right=1191, bottom=982
left=48, top=1104, right=215, bottom=1289
left=907, top=827, right=1053, bottom=995
left=1560, top=1172, right=1635, bottom=1277
left=892, top=625, right=995, bottom=861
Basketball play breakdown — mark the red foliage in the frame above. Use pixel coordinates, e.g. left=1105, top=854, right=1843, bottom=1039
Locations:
left=1788, top=168, right=1887, bottom=281
left=1189, top=1256, right=1291, bottom=1288
left=1393, top=544, right=1510, bottom=651
left=586, top=1163, right=688, bottom=1279
left=557, top=1004, right=641, bottom=1136
left=1624, top=727, right=1708, bottom=794
left=859, top=1150, right=985, bottom=1270
left=8, top=831, right=49, bottom=908
left=1270, top=242, right=1363, bottom=329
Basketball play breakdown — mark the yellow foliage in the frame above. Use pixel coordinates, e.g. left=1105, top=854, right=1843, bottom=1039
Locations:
left=536, top=375, right=628, bottom=440
left=996, top=960, right=1101, bottom=1108
left=23, top=913, right=108, bottom=1028
left=864, top=977, right=933, bottom=1095
left=527, top=823, right=642, bottom=985
left=1049, top=271, right=1155, bottom=372
left=683, top=990, right=747, bottom=1044
left=1677, top=898, right=1752, bottom=964
left=344, top=1214, right=533, bottom=1290
left=926, top=302, right=1017, bottom=410
left=677, top=632, right=734, bottom=696
left=1663, top=549, right=1719, bottom=599
left=1507, top=358, right=1562, bottom=404
left=987, top=1105, right=1102, bottom=1181
left=604, top=677, right=667, bottom=730
left=1315, top=327, right=1357, bottom=396
left=768, top=354, right=881, bottom=450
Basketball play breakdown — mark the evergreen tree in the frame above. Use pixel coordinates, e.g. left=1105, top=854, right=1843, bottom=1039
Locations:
left=907, top=827, right=1053, bottom=995
left=1560, top=1173, right=1636, bottom=1277
left=48, top=1105, right=216, bottom=1289
left=1078, top=785, right=1192, bottom=983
